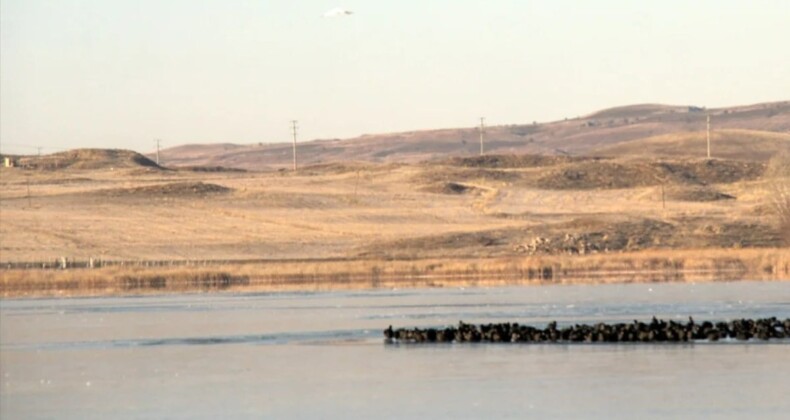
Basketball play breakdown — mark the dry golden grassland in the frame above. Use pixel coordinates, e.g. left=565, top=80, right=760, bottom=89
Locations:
left=1, top=152, right=788, bottom=297
left=595, top=129, right=790, bottom=162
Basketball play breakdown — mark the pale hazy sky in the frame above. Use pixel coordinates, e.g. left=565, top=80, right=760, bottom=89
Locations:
left=1, top=0, right=788, bottom=155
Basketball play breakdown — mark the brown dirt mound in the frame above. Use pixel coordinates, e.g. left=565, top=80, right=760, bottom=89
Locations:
left=537, top=161, right=658, bottom=190
left=300, top=161, right=394, bottom=175
left=537, top=159, right=764, bottom=190
left=422, top=182, right=483, bottom=195
left=520, top=218, right=679, bottom=254
left=446, top=154, right=598, bottom=168
left=360, top=218, right=679, bottom=259
left=416, top=166, right=523, bottom=186
left=29, top=177, right=96, bottom=185
left=177, top=166, right=247, bottom=173
left=687, top=221, right=780, bottom=248
left=666, top=159, right=765, bottom=184
left=360, top=217, right=782, bottom=259
left=669, top=186, right=735, bottom=202
left=15, top=149, right=161, bottom=171
left=516, top=218, right=780, bottom=254
left=360, top=229, right=509, bottom=259
left=100, top=182, right=232, bottom=197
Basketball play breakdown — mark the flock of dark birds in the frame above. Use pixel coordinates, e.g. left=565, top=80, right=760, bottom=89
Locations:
left=384, top=317, right=790, bottom=344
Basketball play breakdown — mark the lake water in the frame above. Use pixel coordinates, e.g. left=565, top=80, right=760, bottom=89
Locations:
left=2, top=282, right=789, bottom=419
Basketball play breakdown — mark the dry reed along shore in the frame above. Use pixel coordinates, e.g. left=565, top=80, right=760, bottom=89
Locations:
left=2, top=249, right=789, bottom=298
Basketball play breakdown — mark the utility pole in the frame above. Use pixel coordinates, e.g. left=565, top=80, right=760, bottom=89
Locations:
left=37, top=147, right=42, bottom=157
left=155, top=139, right=161, bottom=165
left=479, top=117, right=485, bottom=156
left=706, top=114, right=711, bottom=160
left=290, top=120, right=298, bottom=171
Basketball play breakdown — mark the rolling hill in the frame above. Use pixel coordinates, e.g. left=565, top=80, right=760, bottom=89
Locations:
left=154, top=101, right=790, bottom=170
left=592, top=129, right=790, bottom=161
left=12, top=149, right=161, bottom=171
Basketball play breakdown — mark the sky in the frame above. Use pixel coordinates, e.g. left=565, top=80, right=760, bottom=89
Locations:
left=1, top=0, right=788, bottom=155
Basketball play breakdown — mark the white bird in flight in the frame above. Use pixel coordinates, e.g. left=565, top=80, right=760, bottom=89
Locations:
left=323, top=7, right=353, bottom=17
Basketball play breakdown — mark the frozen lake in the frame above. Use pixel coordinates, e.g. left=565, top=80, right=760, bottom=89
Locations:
left=2, top=281, right=789, bottom=419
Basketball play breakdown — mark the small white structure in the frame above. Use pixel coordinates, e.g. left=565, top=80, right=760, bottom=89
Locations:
left=3, top=157, right=15, bottom=168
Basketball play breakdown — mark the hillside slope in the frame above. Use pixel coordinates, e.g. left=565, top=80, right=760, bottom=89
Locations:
left=11, top=149, right=161, bottom=171
left=592, top=129, right=790, bottom=161
left=155, top=101, right=790, bottom=170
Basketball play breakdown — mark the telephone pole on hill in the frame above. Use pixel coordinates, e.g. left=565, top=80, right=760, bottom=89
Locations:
left=479, top=117, right=485, bottom=156
left=155, top=139, right=161, bottom=165
left=290, top=120, right=298, bottom=171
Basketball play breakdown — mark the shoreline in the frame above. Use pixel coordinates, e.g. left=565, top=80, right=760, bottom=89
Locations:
left=2, top=248, right=788, bottom=298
